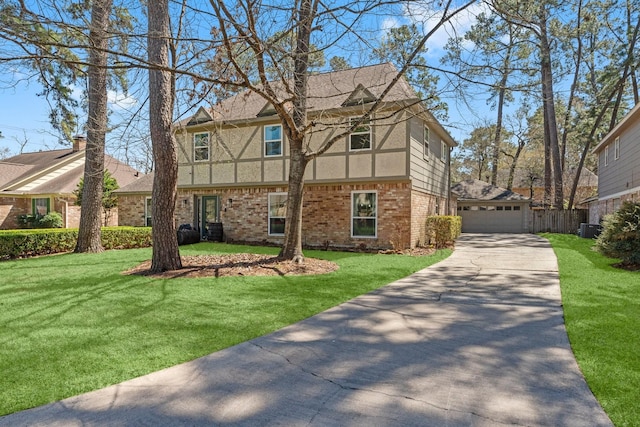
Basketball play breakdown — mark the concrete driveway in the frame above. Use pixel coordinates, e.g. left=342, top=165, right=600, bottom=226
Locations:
left=0, top=233, right=613, bottom=426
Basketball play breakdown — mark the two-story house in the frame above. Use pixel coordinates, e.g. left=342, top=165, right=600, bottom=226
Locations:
left=116, top=63, right=457, bottom=250
left=590, top=102, right=640, bottom=223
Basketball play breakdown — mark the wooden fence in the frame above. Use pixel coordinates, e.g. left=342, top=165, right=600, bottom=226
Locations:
left=530, top=209, right=588, bottom=234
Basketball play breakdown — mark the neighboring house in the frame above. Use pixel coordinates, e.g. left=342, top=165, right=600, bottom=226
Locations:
left=452, top=179, right=531, bottom=233
left=116, top=63, right=457, bottom=250
left=0, top=136, right=142, bottom=229
left=590, top=102, right=640, bottom=223
left=510, top=167, right=598, bottom=209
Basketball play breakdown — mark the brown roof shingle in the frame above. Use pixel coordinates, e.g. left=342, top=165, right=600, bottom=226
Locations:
left=0, top=148, right=142, bottom=195
left=184, top=63, right=419, bottom=124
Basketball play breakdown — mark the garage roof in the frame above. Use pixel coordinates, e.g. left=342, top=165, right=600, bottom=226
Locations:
left=451, top=179, right=530, bottom=201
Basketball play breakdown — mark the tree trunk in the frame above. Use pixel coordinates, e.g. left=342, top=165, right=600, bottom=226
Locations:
left=539, top=5, right=563, bottom=209
left=75, top=0, right=112, bottom=253
left=148, top=0, right=182, bottom=273
left=278, top=0, right=316, bottom=263
left=490, top=36, right=513, bottom=186
left=506, top=139, right=525, bottom=191
left=279, top=144, right=308, bottom=263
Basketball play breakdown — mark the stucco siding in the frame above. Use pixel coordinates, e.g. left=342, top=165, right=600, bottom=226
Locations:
left=348, top=153, right=373, bottom=178
left=316, top=156, right=346, bottom=180
left=176, top=110, right=415, bottom=186
left=375, top=152, right=406, bottom=177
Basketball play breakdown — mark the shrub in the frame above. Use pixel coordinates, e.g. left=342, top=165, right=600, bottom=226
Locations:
left=425, top=215, right=462, bottom=249
left=38, top=212, right=63, bottom=228
left=595, top=201, right=640, bottom=266
left=101, top=227, right=153, bottom=249
left=0, top=227, right=153, bottom=260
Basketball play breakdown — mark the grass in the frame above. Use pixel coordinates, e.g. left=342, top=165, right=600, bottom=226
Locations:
left=543, top=234, right=640, bottom=427
left=0, top=242, right=450, bottom=416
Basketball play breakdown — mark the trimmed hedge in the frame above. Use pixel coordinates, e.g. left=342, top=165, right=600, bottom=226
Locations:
left=0, top=227, right=152, bottom=260
left=425, top=215, right=462, bottom=249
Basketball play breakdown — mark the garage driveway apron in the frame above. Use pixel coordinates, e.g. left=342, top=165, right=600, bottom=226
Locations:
left=0, top=233, right=613, bottom=427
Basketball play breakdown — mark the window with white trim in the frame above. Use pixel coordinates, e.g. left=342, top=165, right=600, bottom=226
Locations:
left=264, top=124, right=282, bottom=157
left=352, top=191, right=377, bottom=238
left=441, top=141, right=447, bottom=162
left=614, top=137, right=620, bottom=160
left=349, top=118, right=371, bottom=151
left=194, top=133, right=210, bottom=161
left=423, top=126, right=430, bottom=160
left=145, top=197, right=152, bottom=227
left=268, top=193, right=287, bottom=235
left=604, top=145, right=609, bottom=166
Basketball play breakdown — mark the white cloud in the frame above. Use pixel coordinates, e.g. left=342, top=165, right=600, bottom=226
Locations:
left=404, top=1, right=490, bottom=53
left=107, top=90, right=138, bottom=110
left=381, top=16, right=401, bottom=34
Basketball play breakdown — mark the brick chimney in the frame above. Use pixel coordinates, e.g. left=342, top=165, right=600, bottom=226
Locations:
left=72, top=135, right=87, bottom=152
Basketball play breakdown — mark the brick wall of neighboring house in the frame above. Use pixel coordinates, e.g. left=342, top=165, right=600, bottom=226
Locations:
left=590, top=189, right=640, bottom=223
left=117, top=195, right=149, bottom=226
left=0, top=197, right=29, bottom=229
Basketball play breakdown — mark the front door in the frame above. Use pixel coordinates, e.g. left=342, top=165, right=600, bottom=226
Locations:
left=200, top=196, right=219, bottom=239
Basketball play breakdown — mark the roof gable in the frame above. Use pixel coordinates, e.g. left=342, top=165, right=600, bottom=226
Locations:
left=342, top=84, right=377, bottom=107
left=187, top=106, right=213, bottom=125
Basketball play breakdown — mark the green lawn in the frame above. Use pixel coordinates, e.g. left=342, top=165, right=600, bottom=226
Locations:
left=544, top=234, right=640, bottom=427
left=0, top=243, right=450, bottom=416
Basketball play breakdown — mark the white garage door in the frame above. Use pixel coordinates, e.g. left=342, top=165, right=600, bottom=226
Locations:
left=459, top=205, right=527, bottom=233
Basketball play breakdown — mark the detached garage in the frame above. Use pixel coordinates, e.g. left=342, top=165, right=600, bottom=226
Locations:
left=451, top=179, right=531, bottom=233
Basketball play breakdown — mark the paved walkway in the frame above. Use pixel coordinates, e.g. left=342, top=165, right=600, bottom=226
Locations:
left=1, top=234, right=612, bottom=426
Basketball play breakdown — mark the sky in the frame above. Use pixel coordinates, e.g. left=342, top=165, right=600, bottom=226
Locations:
left=0, top=1, right=486, bottom=160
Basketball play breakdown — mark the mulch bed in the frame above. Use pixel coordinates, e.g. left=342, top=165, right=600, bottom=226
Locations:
left=124, top=253, right=339, bottom=279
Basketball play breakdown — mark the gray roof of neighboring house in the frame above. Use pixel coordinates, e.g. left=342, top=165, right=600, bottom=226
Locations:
left=114, top=172, right=154, bottom=194
left=0, top=148, right=143, bottom=195
left=451, top=179, right=530, bottom=201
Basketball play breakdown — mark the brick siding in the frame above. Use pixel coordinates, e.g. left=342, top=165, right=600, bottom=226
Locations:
left=119, top=181, right=450, bottom=250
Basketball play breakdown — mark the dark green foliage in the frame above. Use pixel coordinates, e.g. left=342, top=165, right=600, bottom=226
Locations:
left=595, top=201, right=640, bottom=266
left=425, top=215, right=462, bottom=248
left=17, top=212, right=63, bottom=229
left=38, top=212, right=63, bottom=228
left=0, top=227, right=152, bottom=260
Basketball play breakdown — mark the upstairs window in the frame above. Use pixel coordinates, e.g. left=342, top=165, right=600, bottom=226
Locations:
left=349, top=118, right=371, bottom=151
left=264, top=124, right=282, bottom=157
left=194, top=133, right=210, bottom=162
left=423, top=126, right=430, bottom=159
left=604, top=145, right=609, bottom=166
left=441, top=141, right=448, bottom=162
left=614, top=137, right=620, bottom=160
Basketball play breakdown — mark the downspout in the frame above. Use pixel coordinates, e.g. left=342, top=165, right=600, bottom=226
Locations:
left=62, top=199, right=69, bottom=228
